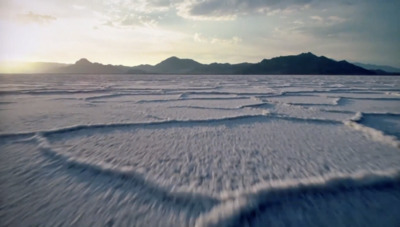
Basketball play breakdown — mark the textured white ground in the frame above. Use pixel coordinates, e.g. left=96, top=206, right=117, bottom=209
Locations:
left=0, top=74, right=400, bottom=226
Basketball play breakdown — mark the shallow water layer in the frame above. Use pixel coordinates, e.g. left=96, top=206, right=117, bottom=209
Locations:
left=0, top=74, right=399, bottom=226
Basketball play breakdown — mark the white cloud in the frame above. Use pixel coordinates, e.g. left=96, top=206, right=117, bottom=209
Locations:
left=193, top=32, right=207, bottom=42
left=310, top=15, right=346, bottom=25
left=177, top=0, right=237, bottom=21
left=193, top=33, right=241, bottom=45
left=176, top=0, right=319, bottom=21
left=310, top=15, right=323, bottom=22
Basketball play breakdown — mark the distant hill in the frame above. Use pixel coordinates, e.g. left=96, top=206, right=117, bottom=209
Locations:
left=1, top=53, right=398, bottom=75
left=241, top=53, right=374, bottom=75
left=353, top=62, right=400, bottom=74
left=128, top=53, right=378, bottom=75
left=54, top=58, right=129, bottom=74
left=155, top=56, right=203, bottom=74
left=127, top=57, right=252, bottom=75
left=127, top=56, right=203, bottom=74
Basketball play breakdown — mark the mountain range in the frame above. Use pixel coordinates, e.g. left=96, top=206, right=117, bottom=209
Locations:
left=1, top=53, right=398, bottom=75
left=352, top=62, right=400, bottom=73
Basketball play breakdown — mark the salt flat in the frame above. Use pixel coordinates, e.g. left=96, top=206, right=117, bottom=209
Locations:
left=0, top=74, right=399, bottom=226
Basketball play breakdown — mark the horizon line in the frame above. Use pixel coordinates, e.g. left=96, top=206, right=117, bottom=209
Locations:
left=1, top=52, right=400, bottom=70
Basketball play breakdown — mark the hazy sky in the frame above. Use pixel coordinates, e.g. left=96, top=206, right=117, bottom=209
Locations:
left=0, top=0, right=399, bottom=67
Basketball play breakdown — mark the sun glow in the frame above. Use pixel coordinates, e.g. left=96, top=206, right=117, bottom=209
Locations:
left=0, top=62, right=43, bottom=74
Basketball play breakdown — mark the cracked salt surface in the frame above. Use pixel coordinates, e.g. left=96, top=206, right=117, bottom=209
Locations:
left=0, top=74, right=399, bottom=226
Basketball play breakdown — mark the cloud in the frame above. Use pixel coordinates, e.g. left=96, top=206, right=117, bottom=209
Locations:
left=193, top=32, right=207, bottom=42
left=310, top=15, right=323, bottom=22
left=93, top=0, right=178, bottom=28
left=146, top=0, right=176, bottom=9
left=296, top=1, right=399, bottom=41
left=177, top=0, right=318, bottom=20
left=175, top=0, right=385, bottom=21
left=18, top=11, right=56, bottom=24
left=114, top=13, right=159, bottom=27
left=193, top=33, right=241, bottom=44
left=310, top=15, right=346, bottom=25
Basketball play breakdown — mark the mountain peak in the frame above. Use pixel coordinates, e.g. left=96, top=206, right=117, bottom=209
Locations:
left=154, top=56, right=202, bottom=73
left=157, top=56, right=200, bottom=66
left=299, top=52, right=317, bottom=57
left=75, top=58, right=92, bottom=65
left=159, top=56, right=181, bottom=64
left=166, top=56, right=179, bottom=60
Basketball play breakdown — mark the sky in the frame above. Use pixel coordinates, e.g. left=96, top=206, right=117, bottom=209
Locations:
left=0, top=0, right=399, bottom=67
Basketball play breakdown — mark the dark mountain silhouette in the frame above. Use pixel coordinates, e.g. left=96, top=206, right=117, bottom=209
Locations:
left=130, top=64, right=154, bottom=74
left=127, top=56, right=203, bottom=74
left=1, top=52, right=397, bottom=75
left=189, top=62, right=252, bottom=74
left=241, top=53, right=374, bottom=75
left=54, top=58, right=129, bottom=74
left=155, top=56, right=203, bottom=73
left=126, top=53, right=380, bottom=75
left=130, top=53, right=393, bottom=75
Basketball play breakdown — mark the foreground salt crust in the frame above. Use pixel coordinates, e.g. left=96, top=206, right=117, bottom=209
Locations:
left=0, top=74, right=399, bottom=226
left=344, top=112, right=400, bottom=148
